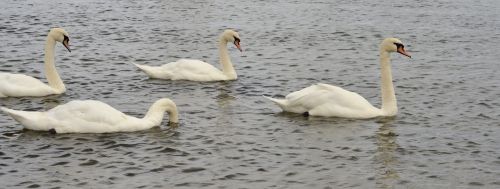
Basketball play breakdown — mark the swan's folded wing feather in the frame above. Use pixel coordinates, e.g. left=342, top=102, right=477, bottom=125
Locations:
left=278, top=84, right=335, bottom=113
left=160, top=59, right=225, bottom=81
left=0, top=73, right=45, bottom=85
left=48, top=100, right=129, bottom=125
left=285, top=83, right=341, bottom=104
left=282, top=83, right=377, bottom=114
left=46, top=100, right=134, bottom=133
left=136, top=59, right=227, bottom=81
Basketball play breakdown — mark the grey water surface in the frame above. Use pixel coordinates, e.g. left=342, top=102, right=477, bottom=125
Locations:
left=1, top=0, right=499, bottom=188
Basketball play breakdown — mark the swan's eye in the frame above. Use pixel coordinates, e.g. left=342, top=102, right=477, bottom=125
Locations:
left=234, top=37, right=240, bottom=43
left=393, top=42, right=403, bottom=48
left=63, top=35, right=69, bottom=42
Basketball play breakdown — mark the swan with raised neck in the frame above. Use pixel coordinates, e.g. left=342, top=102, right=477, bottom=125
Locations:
left=133, top=29, right=242, bottom=81
left=0, top=28, right=70, bottom=97
left=265, top=38, right=411, bottom=118
left=378, top=38, right=411, bottom=116
left=1, top=98, right=179, bottom=134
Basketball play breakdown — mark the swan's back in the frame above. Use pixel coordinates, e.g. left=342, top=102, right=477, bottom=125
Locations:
left=44, top=100, right=148, bottom=133
left=0, top=73, right=55, bottom=97
left=48, top=100, right=128, bottom=124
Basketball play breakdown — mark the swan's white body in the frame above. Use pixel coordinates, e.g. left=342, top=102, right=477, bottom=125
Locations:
left=0, top=74, right=61, bottom=97
left=266, top=38, right=411, bottom=119
left=1, top=98, right=179, bottom=133
left=134, top=59, right=233, bottom=81
left=265, top=83, right=383, bottom=118
left=134, top=30, right=242, bottom=81
left=0, top=28, right=70, bottom=97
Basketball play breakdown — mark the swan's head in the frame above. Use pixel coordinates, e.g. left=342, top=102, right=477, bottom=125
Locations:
left=49, top=28, right=71, bottom=52
left=381, top=38, right=411, bottom=58
left=221, top=29, right=242, bottom=52
left=155, top=98, right=179, bottom=123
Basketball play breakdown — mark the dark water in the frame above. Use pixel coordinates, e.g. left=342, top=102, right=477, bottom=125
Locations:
left=1, top=0, right=499, bottom=188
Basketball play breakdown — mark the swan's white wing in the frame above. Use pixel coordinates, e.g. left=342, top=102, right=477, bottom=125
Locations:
left=46, top=100, right=139, bottom=133
left=48, top=100, right=128, bottom=123
left=0, top=73, right=55, bottom=97
left=135, top=59, right=227, bottom=81
left=273, top=83, right=381, bottom=118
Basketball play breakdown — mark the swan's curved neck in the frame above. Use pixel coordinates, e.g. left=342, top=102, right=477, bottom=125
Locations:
left=143, top=100, right=179, bottom=125
left=44, top=36, right=65, bottom=93
left=218, top=38, right=237, bottom=79
left=379, top=51, right=397, bottom=116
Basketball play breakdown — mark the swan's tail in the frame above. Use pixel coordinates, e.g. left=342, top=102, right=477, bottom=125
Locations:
left=263, top=96, right=287, bottom=109
left=133, top=63, right=158, bottom=78
left=1, top=107, right=31, bottom=123
left=1, top=107, right=51, bottom=131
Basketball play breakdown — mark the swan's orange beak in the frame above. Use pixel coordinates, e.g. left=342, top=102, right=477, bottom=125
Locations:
left=62, top=37, right=71, bottom=52
left=397, top=46, right=410, bottom=58
left=234, top=40, right=242, bottom=52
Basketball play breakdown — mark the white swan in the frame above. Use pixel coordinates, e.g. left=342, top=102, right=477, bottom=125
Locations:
left=265, top=38, right=411, bottom=119
left=1, top=98, right=179, bottom=133
left=134, top=29, right=242, bottom=81
left=0, top=28, right=70, bottom=97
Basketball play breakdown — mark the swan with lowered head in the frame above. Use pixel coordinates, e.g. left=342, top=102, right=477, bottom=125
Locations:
left=1, top=98, right=179, bottom=133
left=265, top=38, right=411, bottom=119
left=0, top=28, right=70, bottom=97
left=134, top=29, right=242, bottom=81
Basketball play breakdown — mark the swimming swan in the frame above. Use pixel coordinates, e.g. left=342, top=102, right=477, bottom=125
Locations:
left=134, top=29, right=242, bottom=81
left=0, top=28, right=70, bottom=97
left=1, top=98, right=179, bottom=133
left=265, top=38, right=411, bottom=119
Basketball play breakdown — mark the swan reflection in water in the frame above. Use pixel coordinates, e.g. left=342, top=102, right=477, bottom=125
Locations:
left=374, top=117, right=399, bottom=188
left=215, top=81, right=237, bottom=127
